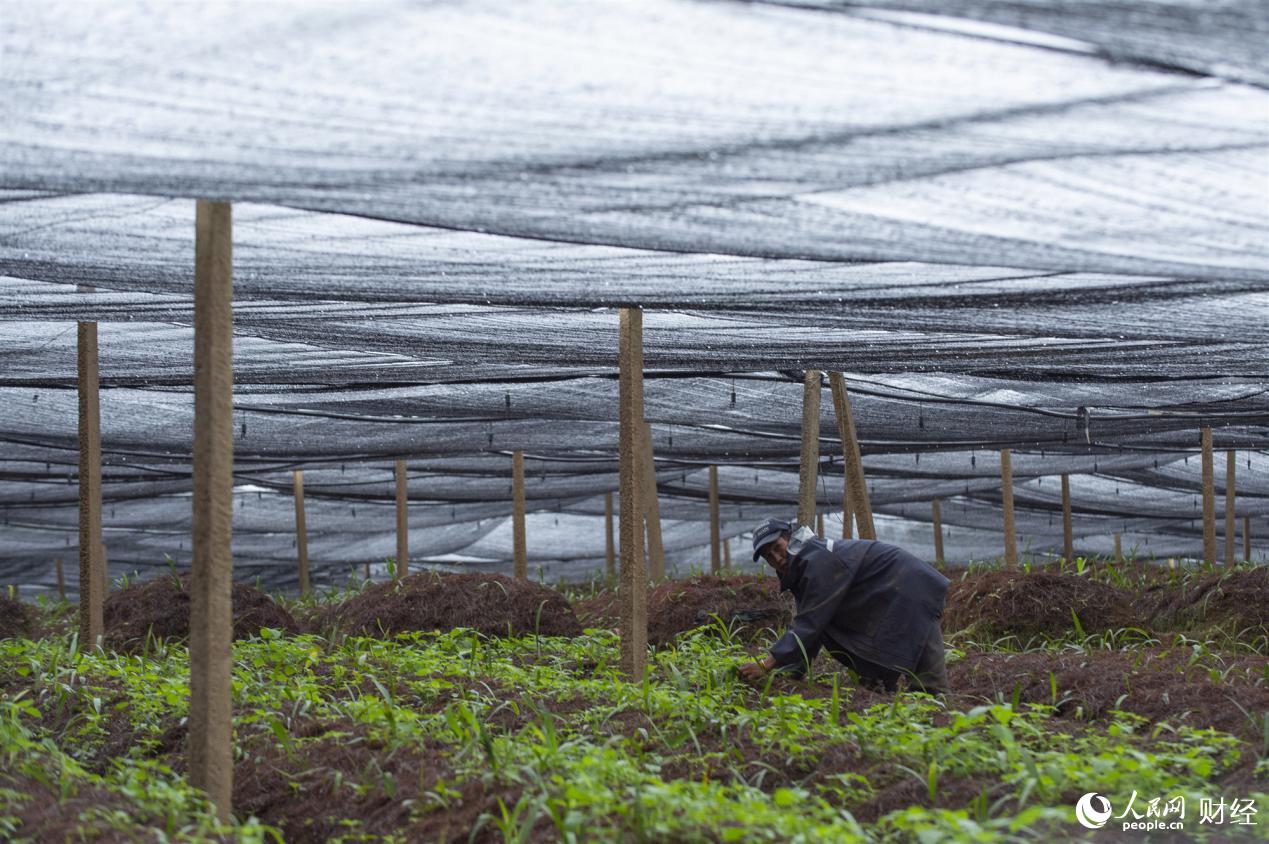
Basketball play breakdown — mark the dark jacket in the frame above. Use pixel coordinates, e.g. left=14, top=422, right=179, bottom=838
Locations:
left=769, top=537, right=949, bottom=673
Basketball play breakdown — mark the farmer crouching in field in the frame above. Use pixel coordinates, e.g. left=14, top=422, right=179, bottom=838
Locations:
left=738, top=518, right=950, bottom=694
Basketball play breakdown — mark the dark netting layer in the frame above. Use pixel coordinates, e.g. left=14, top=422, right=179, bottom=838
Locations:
left=1, top=0, right=1266, bottom=595
left=4, top=2, right=1267, bottom=274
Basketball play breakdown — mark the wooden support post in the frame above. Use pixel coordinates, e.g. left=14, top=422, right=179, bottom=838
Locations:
left=77, top=321, right=104, bottom=642
left=1224, top=449, right=1236, bottom=566
left=395, top=459, right=409, bottom=580
left=723, top=535, right=731, bottom=570
left=1000, top=448, right=1017, bottom=567
left=512, top=451, right=527, bottom=580
left=604, top=492, right=616, bottom=578
left=708, top=465, right=721, bottom=573
left=364, top=561, right=371, bottom=582
left=1244, top=516, right=1251, bottom=562
left=828, top=374, right=875, bottom=539
left=618, top=308, right=646, bottom=678
left=1113, top=533, right=1123, bottom=564
left=1201, top=427, right=1215, bottom=564
left=797, top=371, right=821, bottom=527
left=55, top=558, right=65, bottom=600
left=638, top=422, right=665, bottom=581
left=293, top=470, right=310, bottom=596
left=931, top=499, right=944, bottom=565
left=189, top=199, right=233, bottom=822
left=1060, top=474, right=1074, bottom=563
left=841, top=467, right=854, bottom=539
left=816, top=511, right=824, bottom=537
left=101, top=542, right=109, bottom=597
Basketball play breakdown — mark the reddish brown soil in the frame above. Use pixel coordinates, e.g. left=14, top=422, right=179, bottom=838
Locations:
left=0, top=595, right=34, bottom=640
left=102, top=573, right=299, bottom=652
left=1145, top=570, right=1269, bottom=636
left=646, top=574, right=793, bottom=646
left=233, top=719, right=541, bottom=843
left=0, top=770, right=233, bottom=844
left=948, top=648, right=1269, bottom=742
left=573, top=590, right=619, bottom=629
left=942, top=570, right=1138, bottom=641
left=315, top=571, right=581, bottom=639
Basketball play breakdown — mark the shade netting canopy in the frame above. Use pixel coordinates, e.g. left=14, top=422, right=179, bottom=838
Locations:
left=1, top=0, right=1266, bottom=595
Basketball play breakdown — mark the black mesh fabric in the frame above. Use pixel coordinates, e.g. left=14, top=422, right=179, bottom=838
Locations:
left=1, top=0, right=1265, bottom=596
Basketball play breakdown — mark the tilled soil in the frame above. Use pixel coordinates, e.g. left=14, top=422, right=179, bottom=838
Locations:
left=313, top=571, right=582, bottom=639
left=1144, top=570, right=1269, bottom=636
left=947, top=648, right=1269, bottom=742
left=942, top=570, right=1138, bottom=641
left=0, top=595, right=34, bottom=640
left=102, top=573, right=299, bottom=652
left=233, top=718, right=539, bottom=844
left=645, top=574, right=793, bottom=646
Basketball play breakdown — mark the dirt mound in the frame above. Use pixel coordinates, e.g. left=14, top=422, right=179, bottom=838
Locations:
left=0, top=596, right=34, bottom=640
left=942, top=570, right=1137, bottom=641
left=316, top=571, right=581, bottom=638
left=950, top=648, right=1269, bottom=742
left=103, top=573, right=299, bottom=652
left=1145, top=570, right=1269, bottom=636
left=573, top=590, right=619, bottom=629
left=647, top=575, right=791, bottom=646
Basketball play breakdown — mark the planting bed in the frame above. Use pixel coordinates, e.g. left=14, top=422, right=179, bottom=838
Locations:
left=574, top=574, right=792, bottom=645
left=103, top=573, right=300, bottom=653
left=0, top=566, right=1266, bottom=842
left=309, top=571, right=582, bottom=640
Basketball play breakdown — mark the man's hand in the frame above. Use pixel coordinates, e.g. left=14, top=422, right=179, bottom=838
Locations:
left=738, top=655, right=778, bottom=681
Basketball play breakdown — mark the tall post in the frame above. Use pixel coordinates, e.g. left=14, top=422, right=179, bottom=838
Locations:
left=797, top=371, right=821, bottom=527
left=638, top=422, right=665, bottom=581
left=395, top=459, right=409, bottom=579
left=512, top=451, right=527, bottom=580
left=1000, top=448, right=1017, bottom=567
left=1224, top=449, right=1236, bottom=566
left=828, top=373, right=875, bottom=539
left=816, top=511, right=825, bottom=537
left=189, top=199, right=233, bottom=822
left=55, top=557, right=65, bottom=600
left=1060, top=474, right=1074, bottom=563
left=293, top=470, right=310, bottom=596
left=604, top=491, right=616, bottom=578
left=708, top=465, right=721, bottom=573
left=931, top=499, right=944, bottom=565
left=841, top=467, right=854, bottom=539
left=77, top=321, right=103, bottom=643
left=723, top=535, right=732, bottom=570
left=618, top=308, right=646, bottom=678
left=1244, top=516, right=1252, bottom=562
left=1201, top=427, right=1215, bottom=564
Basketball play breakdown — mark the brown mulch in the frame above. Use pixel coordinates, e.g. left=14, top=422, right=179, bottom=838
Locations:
left=646, top=574, right=793, bottom=646
left=102, top=573, right=299, bottom=653
left=948, top=648, right=1269, bottom=742
left=0, top=595, right=35, bottom=640
left=942, top=570, right=1138, bottom=642
left=314, top=571, right=581, bottom=639
left=1144, top=570, right=1269, bottom=636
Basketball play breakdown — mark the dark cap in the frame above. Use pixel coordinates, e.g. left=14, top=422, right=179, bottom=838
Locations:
left=751, top=518, right=791, bottom=562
